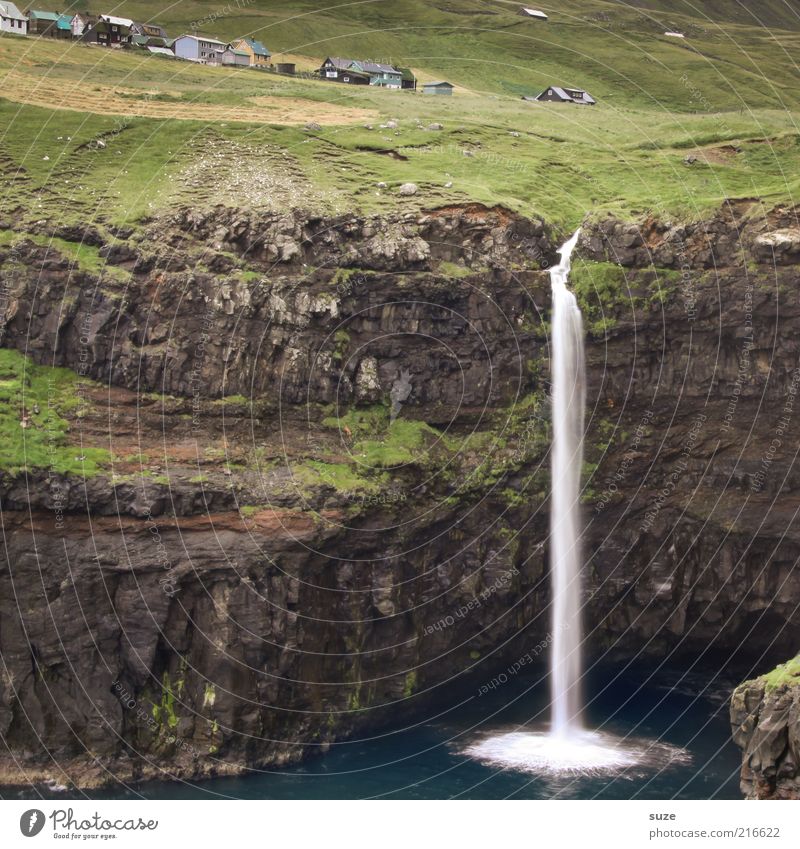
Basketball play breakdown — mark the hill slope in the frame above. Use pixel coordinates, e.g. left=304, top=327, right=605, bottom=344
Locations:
left=44, top=0, right=800, bottom=110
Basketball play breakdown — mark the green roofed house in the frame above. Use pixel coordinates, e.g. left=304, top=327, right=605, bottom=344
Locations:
left=0, top=2, right=28, bottom=35
left=423, top=81, right=454, bottom=96
left=229, top=37, right=271, bottom=67
left=54, top=12, right=71, bottom=38
left=398, top=67, right=417, bottom=91
left=25, top=8, right=59, bottom=35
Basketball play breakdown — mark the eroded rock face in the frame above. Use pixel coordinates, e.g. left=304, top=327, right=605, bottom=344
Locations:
left=731, top=670, right=800, bottom=799
left=1, top=200, right=799, bottom=789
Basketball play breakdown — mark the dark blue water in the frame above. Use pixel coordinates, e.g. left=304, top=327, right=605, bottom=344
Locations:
left=4, top=663, right=743, bottom=800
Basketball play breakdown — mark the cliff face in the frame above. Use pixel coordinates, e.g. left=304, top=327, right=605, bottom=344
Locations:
left=0, top=200, right=798, bottom=789
left=731, top=658, right=800, bottom=799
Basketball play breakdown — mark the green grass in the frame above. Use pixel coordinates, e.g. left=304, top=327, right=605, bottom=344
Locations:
left=0, top=348, right=108, bottom=476
left=322, top=404, right=390, bottom=437
left=2, top=10, right=800, bottom=232
left=34, top=1, right=800, bottom=111
left=294, top=460, right=382, bottom=494
left=760, top=655, right=800, bottom=691
left=353, top=418, right=440, bottom=468
left=571, top=260, right=631, bottom=335
left=0, top=230, right=129, bottom=282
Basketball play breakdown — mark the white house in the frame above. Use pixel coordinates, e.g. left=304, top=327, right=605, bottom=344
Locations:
left=0, top=2, right=27, bottom=35
left=520, top=7, right=548, bottom=20
left=70, top=12, right=92, bottom=37
left=172, top=34, right=227, bottom=64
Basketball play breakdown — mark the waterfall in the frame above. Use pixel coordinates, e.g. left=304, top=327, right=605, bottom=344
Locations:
left=548, top=229, right=585, bottom=739
left=463, top=228, right=676, bottom=775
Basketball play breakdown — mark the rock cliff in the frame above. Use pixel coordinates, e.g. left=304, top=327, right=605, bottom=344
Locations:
left=0, top=199, right=798, bottom=789
left=731, top=657, right=800, bottom=799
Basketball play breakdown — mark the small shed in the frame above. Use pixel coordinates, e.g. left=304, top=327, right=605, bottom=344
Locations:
left=423, top=81, right=454, bottom=96
left=275, top=62, right=296, bottom=75
left=664, top=31, right=685, bottom=38
left=520, top=8, right=548, bottom=20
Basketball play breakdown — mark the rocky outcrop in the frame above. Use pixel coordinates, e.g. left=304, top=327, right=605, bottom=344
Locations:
left=1, top=199, right=799, bottom=790
left=731, top=659, right=800, bottom=799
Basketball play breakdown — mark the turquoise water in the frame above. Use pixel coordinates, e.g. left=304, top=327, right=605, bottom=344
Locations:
left=4, top=663, right=743, bottom=800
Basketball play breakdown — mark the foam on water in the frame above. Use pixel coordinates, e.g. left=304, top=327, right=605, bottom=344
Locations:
left=463, top=729, right=692, bottom=777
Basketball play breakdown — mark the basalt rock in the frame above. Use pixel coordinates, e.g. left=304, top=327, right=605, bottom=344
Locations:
left=0, top=199, right=799, bottom=790
left=731, top=662, right=800, bottom=799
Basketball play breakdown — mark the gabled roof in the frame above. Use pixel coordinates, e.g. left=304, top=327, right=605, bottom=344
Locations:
left=321, top=56, right=355, bottom=70
left=56, top=12, right=70, bottom=28
left=238, top=36, right=270, bottom=57
left=521, top=7, right=548, bottom=19
left=99, top=14, right=134, bottom=28
left=357, top=60, right=399, bottom=74
left=27, top=10, right=60, bottom=21
left=424, top=80, right=454, bottom=87
left=0, top=2, right=26, bottom=20
left=133, top=22, right=168, bottom=38
left=340, top=68, right=370, bottom=79
left=536, top=85, right=595, bottom=104
left=147, top=45, right=174, bottom=56
left=175, top=33, right=227, bottom=47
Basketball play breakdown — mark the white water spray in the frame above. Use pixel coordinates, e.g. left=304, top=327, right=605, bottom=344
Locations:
left=548, top=229, right=585, bottom=739
left=461, top=230, right=690, bottom=778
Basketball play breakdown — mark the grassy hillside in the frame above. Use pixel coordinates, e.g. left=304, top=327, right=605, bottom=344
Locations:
left=38, top=0, right=800, bottom=111
left=1, top=1, right=799, bottom=233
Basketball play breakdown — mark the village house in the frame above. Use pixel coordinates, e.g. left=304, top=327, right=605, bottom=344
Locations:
left=360, top=61, right=402, bottom=88
left=423, top=80, right=454, bottom=96
left=82, top=14, right=134, bottom=46
left=533, top=85, right=596, bottom=104
left=131, top=21, right=168, bottom=40
left=222, top=46, right=249, bottom=67
left=54, top=11, right=71, bottom=38
left=25, top=9, right=59, bottom=35
left=172, top=34, right=226, bottom=64
left=318, top=57, right=368, bottom=84
left=318, top=57, right=403, bottom=87
left=0, top=1, right=27, bottom=34
left=229, top=37, right=270, bottom=67
left=70, top=12, right=95, bottom=37
left=398, top=67, right=417, bottom=90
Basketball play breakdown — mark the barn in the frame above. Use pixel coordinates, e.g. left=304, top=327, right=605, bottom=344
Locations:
left=423, top=81, right=454, bottom=96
